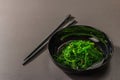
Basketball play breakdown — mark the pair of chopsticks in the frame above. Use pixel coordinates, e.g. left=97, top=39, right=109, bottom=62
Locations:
left=23, top=14, right=77, bottom=65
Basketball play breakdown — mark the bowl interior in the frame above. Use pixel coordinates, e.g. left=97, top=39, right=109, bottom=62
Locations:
left=48, top=25, right=113, bottom=72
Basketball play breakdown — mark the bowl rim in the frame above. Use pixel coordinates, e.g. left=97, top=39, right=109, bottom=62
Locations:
left=48, top=25, right=113, bottom=72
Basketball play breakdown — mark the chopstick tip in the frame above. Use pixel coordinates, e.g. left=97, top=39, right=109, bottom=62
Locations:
left=22, top=60, right=29, bottom=66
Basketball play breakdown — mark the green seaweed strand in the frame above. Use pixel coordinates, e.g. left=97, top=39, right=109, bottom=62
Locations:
left=54, top=40, right=104, bottom=70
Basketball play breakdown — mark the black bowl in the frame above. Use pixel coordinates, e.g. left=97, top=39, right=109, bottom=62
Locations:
left=48, top=25, right=113, bottom=74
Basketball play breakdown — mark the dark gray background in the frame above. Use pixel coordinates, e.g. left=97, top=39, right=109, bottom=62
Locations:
left=0, top=0, right=120, bottom=80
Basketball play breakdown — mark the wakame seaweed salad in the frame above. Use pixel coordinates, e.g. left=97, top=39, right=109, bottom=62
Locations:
left=48, top=25, right=113, bottom=73
left=54, top=40, right=104, bottom=70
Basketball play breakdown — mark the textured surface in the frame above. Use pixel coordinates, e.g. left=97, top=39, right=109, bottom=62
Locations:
left=0, top=0, right=120, bottom=80
left=55, top=40, right=103, bottom=70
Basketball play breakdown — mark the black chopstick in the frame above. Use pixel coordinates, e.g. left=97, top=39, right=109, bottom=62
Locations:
left=23, top=20, right=78, bottom=66
left=66, top=20, right=78, bottom=27
left=23, top=20, right=77, bottom=65
left=23, top=15, right=76, bottom=65
left=24, top=14, right=74, bottom=61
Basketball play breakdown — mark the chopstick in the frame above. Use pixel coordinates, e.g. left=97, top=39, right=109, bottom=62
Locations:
left=24, top=14, right=74, bottom=61
left=23, top=15, right=77, bottom=65
left=66, top=20, right=78, bottom=27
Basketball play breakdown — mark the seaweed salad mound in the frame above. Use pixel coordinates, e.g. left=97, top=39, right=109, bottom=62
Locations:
left=53, top=40, right=104, bottom=70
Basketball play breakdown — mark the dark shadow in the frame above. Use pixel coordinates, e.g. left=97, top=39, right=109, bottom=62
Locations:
left=65, top=45, right=120, bottom=80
